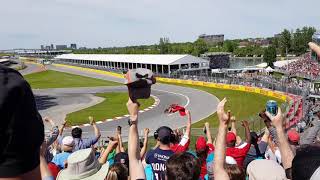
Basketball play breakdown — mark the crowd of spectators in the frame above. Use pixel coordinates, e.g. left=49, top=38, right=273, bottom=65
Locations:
left=1, top=43, right=320, bottom=180
left=280, top=53, right=320, bottom=80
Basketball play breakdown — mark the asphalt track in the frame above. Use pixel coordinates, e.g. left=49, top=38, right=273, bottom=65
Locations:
left=21, top=63, right=220, bottom=139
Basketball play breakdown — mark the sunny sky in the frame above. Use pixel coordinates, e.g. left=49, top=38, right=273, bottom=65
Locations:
left=1, top=0, right=319, bottom=49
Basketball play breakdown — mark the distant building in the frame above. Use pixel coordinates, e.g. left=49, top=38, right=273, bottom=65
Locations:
left=70, top=44, right=77, bottom=49
left=45, top=46, right=51, bottom=50
left=56, top=45, right=68, bottom=50
left=255, top=39, right=270, bottom=47
left=198, top=34, right=224, bottom=45
left=41, top=45, right=44, bottom=50
left=238, top=41, right=249, bottom=48
left=274, top=33, right=281, bottom=39
left=238, top=38, right=270, bottom=48
left=51, top=44, right=54, bottom=50
left=79, top=47, right=87, bottom=50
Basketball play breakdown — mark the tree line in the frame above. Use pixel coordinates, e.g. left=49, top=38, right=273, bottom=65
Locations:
left=73, top=26, right=317, bottom=59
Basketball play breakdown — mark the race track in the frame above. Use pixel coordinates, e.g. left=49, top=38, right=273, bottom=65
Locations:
left=21, top=63, right=220, bottom=139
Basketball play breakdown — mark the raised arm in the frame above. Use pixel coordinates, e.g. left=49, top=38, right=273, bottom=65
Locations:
left=242, top=120, right=251, bottom=144
left=118, top=134, right=126, bottom=153
left=58, top=120, right=67, bottom=136
left=267, top=108, right=294, bottom=178
left=204, top=122, right=213, bottom=144
left=140, top=128, right=149, bottom=159
left=89, top=116, right=101, bottom=140
left=99, top=141, right=118, bottom=164
left=40, top=142, right=53, bottom=180
left=214, top=98, right=230, bottom=180
left=127, top=99, right=146, bottom=180
left=44, top=117, right=59, bottom=146
left=261, top=127, right=270, bottom=143
left=185, top=110, right=192, bottom=138
left=309, top=42, right=320, bottom=57
left=230, top=116, right=237, bottom=135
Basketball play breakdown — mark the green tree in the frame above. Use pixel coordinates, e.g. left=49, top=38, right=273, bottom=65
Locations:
left=159, top=37, right=170, bottom=54
left=263, top=46, right=277, bottom=67
left=223, top=40, right=238, bottom=53
left=192, top=39, right=208, bottom=56
left=279, top=29, right=291, bottom=56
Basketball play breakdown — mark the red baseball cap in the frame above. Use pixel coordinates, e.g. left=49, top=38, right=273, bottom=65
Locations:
left=196, top=136, right=207, bottom=150
left=287, top=129, right=300, bottom=143
left=226, top=132, right=236, bottom=143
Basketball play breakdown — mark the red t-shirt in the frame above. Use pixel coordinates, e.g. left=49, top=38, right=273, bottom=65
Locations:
left=199, top=143, right=215, bottom=180
left=226, top=143, right=251, bottom=168
left=170, top=135, right=190, bottom=153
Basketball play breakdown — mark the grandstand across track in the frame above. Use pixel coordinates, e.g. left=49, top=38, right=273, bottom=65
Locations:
left=21, top=62, right=219, bottom=139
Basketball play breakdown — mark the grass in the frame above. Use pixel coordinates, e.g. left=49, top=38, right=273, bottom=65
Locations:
left=24, top=70, right=120, bottom=89
left=66, top=92, right=154, bottom=125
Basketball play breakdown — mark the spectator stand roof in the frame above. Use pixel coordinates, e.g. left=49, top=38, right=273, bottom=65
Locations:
left=55, top=54, right=209, bottom=66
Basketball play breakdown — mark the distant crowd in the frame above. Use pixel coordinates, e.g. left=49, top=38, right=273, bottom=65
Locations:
left=280, top=53, right=320, bottom=80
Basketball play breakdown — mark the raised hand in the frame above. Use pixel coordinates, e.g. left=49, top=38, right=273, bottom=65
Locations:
left=144, top=128, right=150, bottom=136
left=205, top=122, right=210, bottom=129
left=107, top=140, right=118, bottom=150
left=241, top=120, right=249, bottom=128
left=266, top=107, right=283, bottom=129
left=217, top=98, right=231, bottom=126
left=62, top=119, right=67, bottom=126
left=309, top=42, right=320, bottom=57
left=88, top=116, right=95, bottom=125
left=127, top=98, right=139, bottom=121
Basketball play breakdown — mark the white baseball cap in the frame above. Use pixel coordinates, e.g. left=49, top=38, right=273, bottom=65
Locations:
left=62, top=136, right=74, bottom=147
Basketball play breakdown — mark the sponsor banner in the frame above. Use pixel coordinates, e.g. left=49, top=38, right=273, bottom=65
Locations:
left=202, top=82, right=212, bottom=87
left=243, top=86, right=255, bottom=93
left=229, top=85, right=240, bottom=91
left=215, top=84, right=225, bottom=89
left=156, top=78, right=291, bottom=101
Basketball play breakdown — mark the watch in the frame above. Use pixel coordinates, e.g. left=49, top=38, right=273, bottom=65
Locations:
left=128, top=119, right=137, bottom=126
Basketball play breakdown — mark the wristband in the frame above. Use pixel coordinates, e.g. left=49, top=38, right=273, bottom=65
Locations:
left=128, top=119, right=137, bottom=126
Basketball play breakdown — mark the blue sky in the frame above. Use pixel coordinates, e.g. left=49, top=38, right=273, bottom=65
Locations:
left=1, top=0, right=319, bottom=49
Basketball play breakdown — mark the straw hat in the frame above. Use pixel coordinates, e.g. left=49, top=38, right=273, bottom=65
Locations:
left=57, top=148, right=109, bottom=180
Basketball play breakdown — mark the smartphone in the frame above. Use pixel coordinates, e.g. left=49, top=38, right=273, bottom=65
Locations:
left=203, top=126, right=207, bottom=134
left=117, top=126, right=122, bottom=134
left=266, top=100, right=278, bottom=116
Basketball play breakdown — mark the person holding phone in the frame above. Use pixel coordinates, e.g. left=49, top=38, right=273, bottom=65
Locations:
left=169, top=110, right=191, bottom=153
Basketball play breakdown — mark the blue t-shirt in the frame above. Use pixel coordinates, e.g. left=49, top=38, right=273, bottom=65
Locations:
left=51, top=152, right=72, bottom=169
left=145, top=148, right=174, bottom=180
left=58, top=136, right=99, bottom=152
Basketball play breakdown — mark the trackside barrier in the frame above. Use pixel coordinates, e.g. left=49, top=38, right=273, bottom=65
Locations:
left=54, top=63, right=124, bottom=78
left=157, top=77, right=289, bottom=102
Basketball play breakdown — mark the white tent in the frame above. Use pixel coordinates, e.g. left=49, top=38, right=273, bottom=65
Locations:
left=265, top=66, right=274, bottom=72
left=256, top=62, right=268, bottom=68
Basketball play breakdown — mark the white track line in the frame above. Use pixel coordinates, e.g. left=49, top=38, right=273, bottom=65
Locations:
left=153, top=88, right=190, bottom=116
left=153, top=88, right=190, bottom=107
